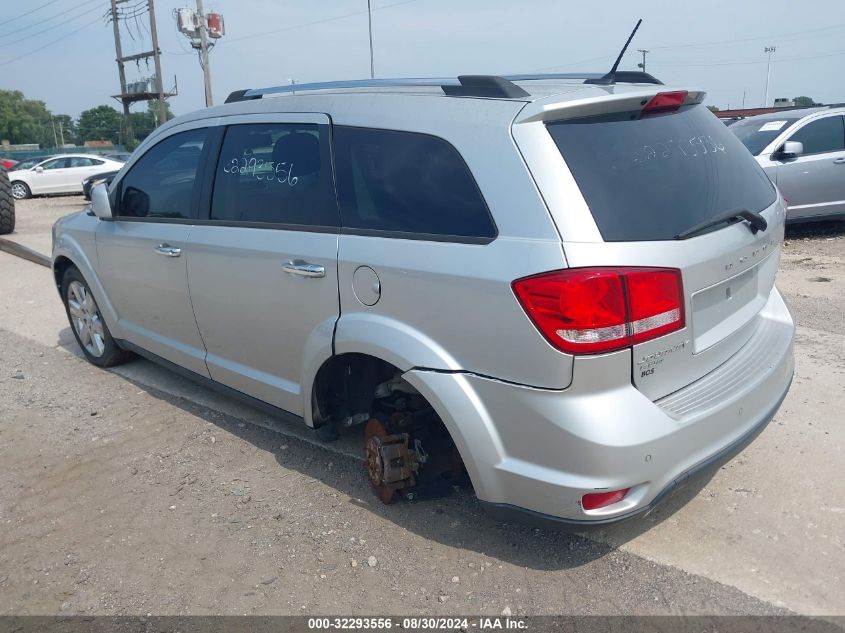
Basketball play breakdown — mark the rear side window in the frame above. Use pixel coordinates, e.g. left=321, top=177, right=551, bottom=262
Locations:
left=787, top=116, right=845, bottom=155
left=118, top=128, right=207, bottom=219
left=333, top=127, right=495, bottom=242
left=211, top=123, right=338, bottom=228
left=547, top=104, right=776, bottom=242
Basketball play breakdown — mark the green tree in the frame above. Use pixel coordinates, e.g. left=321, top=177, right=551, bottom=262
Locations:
left=76, top=105, right=123, bottom=145
left=706, top=105, right=720, bottom=112
left=0, top=90, right=54, bottom=146
left=793, top=96, right=816, bottom=107
left=127, top=101, right=176, bottom=145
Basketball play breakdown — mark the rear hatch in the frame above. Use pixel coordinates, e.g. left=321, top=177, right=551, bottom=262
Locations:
left=513, top=86, right=786, bottom=400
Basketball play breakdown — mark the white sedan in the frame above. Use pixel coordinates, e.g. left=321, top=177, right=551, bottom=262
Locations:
left=8, top=154, right=125, bottom=200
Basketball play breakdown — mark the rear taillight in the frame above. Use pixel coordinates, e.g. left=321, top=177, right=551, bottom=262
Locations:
left=642, top=90, right=688, bottom=114
left=512, top=267, right=684, bottom=355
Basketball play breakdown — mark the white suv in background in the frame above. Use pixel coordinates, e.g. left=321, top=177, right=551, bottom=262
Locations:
left=9, top=154, right=125, bottom=200
left=729, top=106, right=845, bottom=222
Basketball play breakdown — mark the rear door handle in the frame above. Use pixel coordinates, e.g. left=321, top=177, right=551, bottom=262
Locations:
left=283, top=259, right=325, bottom=278
left=154, top=243, right=182, bottom=257
left=833, top=157, right=845, bottom=164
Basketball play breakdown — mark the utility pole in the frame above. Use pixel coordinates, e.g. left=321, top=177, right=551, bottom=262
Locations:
left=637, top=48, right=649, bottom=73
left=110, top=0, right=133, bottom=143
left=195, top=0, right=213, bottom=106
left=367, top=0, right=375, bottom=78
left=109, top=0, right=175, bottom=144
left=51, top=119, right=58, bottom=149
left=58, top=120, right=65, bottom=146
left=763, top=46, right=776, bottom=108
left=148, top=0, right=169, bottom=123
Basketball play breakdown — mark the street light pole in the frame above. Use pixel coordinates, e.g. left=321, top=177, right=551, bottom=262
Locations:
left=367, top=0, right=374, bottom=79
left=763, top=46, right=776, bottom=108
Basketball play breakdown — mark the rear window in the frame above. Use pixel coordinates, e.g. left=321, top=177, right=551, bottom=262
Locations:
left=547, top=104, right=776, bottom=242
left=729, top=116, right=801, bottom=155
left=333, top=126, right=496, bottom=242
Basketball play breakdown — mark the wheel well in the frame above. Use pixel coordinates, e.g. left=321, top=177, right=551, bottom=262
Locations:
left=53, top=256, right=74, bottom=290
left=313, top=353, right=469, bottom=499
left=311, top=353, right=397, bottom=428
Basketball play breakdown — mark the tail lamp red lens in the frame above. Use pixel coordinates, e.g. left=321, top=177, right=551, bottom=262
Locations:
left=642, top=90, right=688, bottom=114
left=512, top=267, right=684, bottom=355
left=582, top=488, right=630, bottom=511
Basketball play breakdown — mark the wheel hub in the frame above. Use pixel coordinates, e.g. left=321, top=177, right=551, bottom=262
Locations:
left=363, top=418, right=418, bottom=504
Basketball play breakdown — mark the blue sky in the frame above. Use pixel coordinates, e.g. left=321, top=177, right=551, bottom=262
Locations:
left=1, top=0, right=844, bottom=118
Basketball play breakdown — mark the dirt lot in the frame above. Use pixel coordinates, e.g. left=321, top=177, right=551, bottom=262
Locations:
left=0, top=196, right=843, bottom=616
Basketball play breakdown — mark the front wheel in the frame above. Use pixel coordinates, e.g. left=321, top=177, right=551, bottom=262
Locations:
left=61, top=266, right=131, bottom=367
left=10, top=181, right=30, bottom=200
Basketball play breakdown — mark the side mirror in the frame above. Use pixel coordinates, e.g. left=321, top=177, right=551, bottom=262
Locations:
left=779, top=141, right=803, bottom=160
left=34, top=166, right=44, bottom=173
left=90, top=182, right=113, bottom=219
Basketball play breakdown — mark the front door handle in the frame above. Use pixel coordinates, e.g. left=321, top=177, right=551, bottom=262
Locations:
left=283, top=259, right=325, bottom=278
left=154, top=243, right=182, bottom=257
left=833, top=157, right=845, bottom=164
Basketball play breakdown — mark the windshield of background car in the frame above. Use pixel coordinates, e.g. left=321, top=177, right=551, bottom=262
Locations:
left=546, top=104, right=777, bottom=242
left=728, top=116, right=801, bottom=155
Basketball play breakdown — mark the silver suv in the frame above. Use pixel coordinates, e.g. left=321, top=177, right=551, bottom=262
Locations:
left=52, top=74, right=795, bottom=527
left=730, top=106, right=845, bottom=222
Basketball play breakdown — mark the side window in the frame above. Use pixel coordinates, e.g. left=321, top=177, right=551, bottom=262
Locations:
left=788, top=116, right=845, bottom=155
left=333, top=127, right=495, bottom=241
left=118, top=128, right=207, bottom=219
left=69, top=157, right=94, bottom=167
left=211, top=123, right=338, bottom=227
left=90, top=158, right=105, bottom=166
left=42, top=158, right=69, bottom=170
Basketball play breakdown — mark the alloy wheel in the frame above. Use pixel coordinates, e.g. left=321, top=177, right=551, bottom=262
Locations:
left=67, top=281, right=106, bottom=357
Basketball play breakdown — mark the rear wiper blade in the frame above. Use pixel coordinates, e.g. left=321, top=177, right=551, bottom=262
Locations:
left=674, top=208, right=768, bottom=240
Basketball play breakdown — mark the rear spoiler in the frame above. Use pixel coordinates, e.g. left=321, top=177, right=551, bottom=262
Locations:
left=514, top=88, right=707, bottom=124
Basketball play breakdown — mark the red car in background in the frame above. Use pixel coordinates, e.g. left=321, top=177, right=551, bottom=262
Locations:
left=1, top=158, right=19, bottom=170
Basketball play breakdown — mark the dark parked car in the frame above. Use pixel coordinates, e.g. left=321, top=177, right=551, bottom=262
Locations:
left=82, top=170, right=120, bottom=201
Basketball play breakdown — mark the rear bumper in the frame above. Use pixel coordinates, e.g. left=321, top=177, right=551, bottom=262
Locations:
left=478, top=374, right=790, bottom=529
left=404, top=287, right=794, bottom=525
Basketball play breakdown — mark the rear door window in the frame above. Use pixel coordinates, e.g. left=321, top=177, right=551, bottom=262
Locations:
left=333, top=126, right=495, bottom=242
left=546, top=104, right=776, bottom=242
left=210, top=123, right=338, bottom=228
left=787, top=116, right=845, bottom=155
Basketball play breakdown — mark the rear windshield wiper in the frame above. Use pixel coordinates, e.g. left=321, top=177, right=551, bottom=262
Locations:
left=674, top=208, right=768, bottom=240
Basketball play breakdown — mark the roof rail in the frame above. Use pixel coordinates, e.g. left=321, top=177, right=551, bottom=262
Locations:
left=224, top=75, right=530, bottom=102
left=224, top=89, right=261, bottom=104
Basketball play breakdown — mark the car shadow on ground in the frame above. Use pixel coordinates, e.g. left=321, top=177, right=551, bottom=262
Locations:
left=785, top=219, right=845, bottom=240
left=54, top=323, right=718, bottom=572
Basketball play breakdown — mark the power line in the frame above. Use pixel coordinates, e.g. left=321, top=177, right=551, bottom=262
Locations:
left=648, top=23, right=845, bottom=51
left=649, top=48, right=845, bottom=68
left=0, top=2, right=106, bottom=49
left=0, top=0, right=65, bottom=29
left=0, top=16, right=103, bottom=68
left=0, top=0, right=103, bottom=41
left=223, top=0, right=420, bottom=45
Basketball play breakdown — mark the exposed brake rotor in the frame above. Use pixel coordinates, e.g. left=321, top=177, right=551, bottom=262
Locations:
left=364, top=418, right=418, bottom=504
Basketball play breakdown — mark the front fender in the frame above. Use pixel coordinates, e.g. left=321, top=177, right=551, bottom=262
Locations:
left=52, top=215, right=121, bottom=335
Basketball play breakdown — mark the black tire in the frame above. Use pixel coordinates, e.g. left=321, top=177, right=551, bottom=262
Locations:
left=9, top=180, right=29, bottom=201
left=0, top=168, right=14, bottom=235
left=61, top=266, right=132, bottom=367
